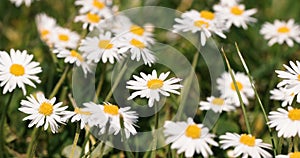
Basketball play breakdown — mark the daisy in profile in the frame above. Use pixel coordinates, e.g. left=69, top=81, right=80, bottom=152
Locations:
left=62, top=107, right=91, bottom=129
left=199, top=96, right=236, bottom=113
left=219, top=132, right=272, bottom=158
left=260, top=19, right=300, bottom=47
left=213, top=3, right=257, bottom=29
left=173, top=10, right=226, bottom=46
left=75, top=0, right=112, bottom=18
left=79, top=31, right=121, bottom=64
left=270, top=87, right=295, bottom=107
left=276, top=152, right=300, bottom=158
left=117, top=36, right=156, bottom=66
left=126, top=70, right=182, bottom=107
left=53, top=48, right=92, bottom=76
left=10, top=0, right=34, bottom=7
left=83, top=102, right=138, bottom=139
left=18, top=92, right=68, bottom=133
left=0, top=49, right=42, bottom=95
left=217, top=71, right=254, bottom=106
left=268, top=106, right=300, bottom=138
left=74, top=12, right=102, bottom=31
left=275, top=61, right=300, bottom=102
left=35, top=13, right=57, bottom=44
left=163, top=117, right=218, bottom=158
left=49, top=27, right=80, bottom=49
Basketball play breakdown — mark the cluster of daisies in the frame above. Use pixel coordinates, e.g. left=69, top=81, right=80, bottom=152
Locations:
left=268, top=61, right=300, bottom=157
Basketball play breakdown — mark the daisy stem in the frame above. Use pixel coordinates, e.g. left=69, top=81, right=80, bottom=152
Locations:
left=26, top=127, right=41, bottom=158
left=288, top=138, right=293, bottom=153
left=149, top=103, right=160, bottom=158
left=105, top=62, right=127, bottom=102
left=235, top=43, right=277, bottom=155
left=69, top=122, right=81, bottom=158
left=294, top=136, right=299, bottom=152
left=120, top=121, right=134, bottom=158
left=49, top=65, right=70, bottom=98
left=93, top=64, right=106, bottom=102
left=277, top=137, right=283, bottom=154
left=0, top=93, right=14, bottom=158
left=221, top=48, right=251, bottom=134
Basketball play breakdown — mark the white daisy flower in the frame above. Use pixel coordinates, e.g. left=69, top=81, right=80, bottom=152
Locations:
left=35, top=13, right=57, bottom=43
left=219, top=132, right=272, bottom=158
left=163, top=117, right=218, bottom=158
left=0, top=49, right=42, bottom=95
left=218, top=0, right=240, bottom=6
left=268, top=106, right=300, bottom=138
left=217, top=71, right=254, bottom=106
left=126, top=70, right=182, bottom=107
left=10, top=0, right=34, bottom=7
left=276, top=152, right=300, bottom=158
left=213, top=3, right=257, bottom=29
left=62, top=107, right=91, bottom=129
left=113, top=22, right=155, bottom=45
left=275, top=61, right=300, bottom=102
left=18, top=92, right=68, bottom=133
left=75, top=0, right=112, bottom=18
left=260, top=19, right=300, bottom=47
left=81, top=102, right=107, bottom=127
left=79, top=31, right=121, bottom=64
left=199, top=96, right=236, bottom=113
left=270, top=87, right=295, bottom=107
left=83, top=102, right=138, bottom=139
left=53, top=48, right=92, bottom=76
left=173, top=10, right=226, bottom=46
left=117, top=36, right=156, bottom=66
left=49, top=27, right=80, bottom=49
left=74, top=12, right=102, bottom=31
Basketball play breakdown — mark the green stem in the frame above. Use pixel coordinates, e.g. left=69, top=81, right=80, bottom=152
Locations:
left=175, top=52, right=199, bottom=121
left=151, top=103, right=160, bottom=158
left=277, top=137, right=283, bottom=154
left=288, top=137, right=293, bottom=153
left=69, top=122, right=81, bottom=158
left=294, top=136, right=299, bottom=152
left=221, top=48, right=251, bottom=134
left=0, top=93, right=14, bottom=158
left=104, top=63, right=127, bottom=102
left=49, top=65, right=70, bottom=98
left=235, top=43, right=277, bottom=155
left=93, top=64, right=106, bottom=102
left=26, top=128, right=41, bottom=158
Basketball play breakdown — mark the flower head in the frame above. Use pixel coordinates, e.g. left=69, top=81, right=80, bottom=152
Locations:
left=18, top=92, right=68, bottom=133
left=260, top=19, right=300, bottom=47
left=0, top=49, right=42, bottom=95
left=199, top=96, right=236, bottom=113
left=219, top=132, right=272, bottom=158
left=268, top=106, right=300, bottom=138
left=163, top=118, right=218, bottom=157
left=126, top=70, right=182, bottom=107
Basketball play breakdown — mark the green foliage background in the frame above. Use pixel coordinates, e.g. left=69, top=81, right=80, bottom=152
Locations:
left=1, top=0, right=300, bottom=157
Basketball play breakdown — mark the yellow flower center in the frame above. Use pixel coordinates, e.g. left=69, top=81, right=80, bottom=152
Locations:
left=58, top=34, right=69, bottom=42
left=194, top=20, right=209, bottom=28
left=290, top=152, right=300, bottom=158
left=87, top=12, right=100, bottom=23
left=185, top=124, right=201, bottom=139
left=70, top=50, right=84, bottom=61
left=10, top=64, right=25, bottom=76
left=200, top=10, right=215, bottom=20
left=130, top=25, right=145, bottom=36
left=239, top=134, right=255, bottom=147
left=130, top=39, right=145, bottom=48
left=93, top=0, right=105, bottom=9
left=230, top=81, right=243, bottom=91
left=74, top=107, right=91, bottom=115
left=103, top=104, right=119, bottom=115
left=147, top=79, right=164, bottom=89
left=39, top=102, right=53, bottom=116
left=98, top=40, right=113, bottom=49
left=41, top=29, right=49, bottom=38
left=231, top=6, right=244, bottom=15
left=277, top=26, right=290, bottom=33
left=212, top=98, right=224, bottom=106
left=288, top=109, right=300, bottom=121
